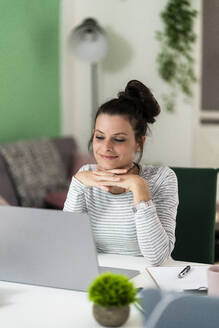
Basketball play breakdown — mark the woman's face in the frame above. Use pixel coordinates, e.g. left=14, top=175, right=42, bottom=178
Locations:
left=93, top=114, right=143, bottom=170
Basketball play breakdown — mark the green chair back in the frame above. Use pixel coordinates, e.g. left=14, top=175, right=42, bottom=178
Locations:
left=171, top=167, right=218, bottom=264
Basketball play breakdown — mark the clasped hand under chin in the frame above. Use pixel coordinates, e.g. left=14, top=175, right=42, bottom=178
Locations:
left=94, top=164, right=138, bottom=194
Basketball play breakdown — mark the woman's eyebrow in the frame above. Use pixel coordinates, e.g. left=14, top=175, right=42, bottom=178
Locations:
left=95, top=129, right=128, bottom=136
left=95, top=129, right=104, bottom=134
left=113, top=133, right=128, bottom=136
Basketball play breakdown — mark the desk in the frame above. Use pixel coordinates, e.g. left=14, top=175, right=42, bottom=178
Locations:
left=0, top=255, right=198, bottom=328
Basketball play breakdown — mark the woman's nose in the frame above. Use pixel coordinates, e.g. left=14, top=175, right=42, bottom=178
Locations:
left=103, top=140, right=113, bottom=151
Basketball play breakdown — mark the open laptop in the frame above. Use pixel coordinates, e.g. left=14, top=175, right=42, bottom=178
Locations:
left=0, top=206, right=139, bottom=292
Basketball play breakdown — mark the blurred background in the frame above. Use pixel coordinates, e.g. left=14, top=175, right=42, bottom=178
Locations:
left=0, top=0, right=218, bottom=203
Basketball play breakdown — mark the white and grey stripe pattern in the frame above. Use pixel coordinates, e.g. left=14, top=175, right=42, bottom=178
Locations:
left=64, top=164, right=178, bottom=265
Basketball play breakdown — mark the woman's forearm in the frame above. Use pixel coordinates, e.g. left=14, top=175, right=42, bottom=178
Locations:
left=63, top=177, right=87, bottom=213
left=135, top=205, right=173, bottom=265
left=131, top=176, right=151, bottom=205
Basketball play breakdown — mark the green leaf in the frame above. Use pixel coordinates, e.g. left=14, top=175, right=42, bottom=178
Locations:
left=88, top=272, right=137, bottom=307
left=155, top=0, right=197, bottom=111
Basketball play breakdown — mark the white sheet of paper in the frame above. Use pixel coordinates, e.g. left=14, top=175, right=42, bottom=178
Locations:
left=146, top=265, right=210, bottom=291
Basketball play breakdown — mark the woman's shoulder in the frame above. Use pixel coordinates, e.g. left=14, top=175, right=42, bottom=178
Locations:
left=140, top=164, right=176, bottom=182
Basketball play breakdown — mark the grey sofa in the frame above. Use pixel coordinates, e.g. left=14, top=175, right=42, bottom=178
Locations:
left=0, top=137, right=78, bottom=208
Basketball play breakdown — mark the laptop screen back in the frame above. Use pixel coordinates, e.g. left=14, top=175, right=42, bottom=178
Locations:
left=0, top=206, right=99, bottom=291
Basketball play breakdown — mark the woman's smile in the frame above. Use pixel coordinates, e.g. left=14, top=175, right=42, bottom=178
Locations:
left=100, top=154, right=119, bottom=160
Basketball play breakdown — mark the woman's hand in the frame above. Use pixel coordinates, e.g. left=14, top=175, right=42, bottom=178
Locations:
left=75, top=165, right=152, bottom=204
left=74, top=170, right=122, bottom=191
left=95, top=165, right=152, bottom=205
left=95, top=169, right=142, bottom=192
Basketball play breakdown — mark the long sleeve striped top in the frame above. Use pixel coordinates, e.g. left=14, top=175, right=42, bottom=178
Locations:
left=63, top=164, right=178, bottom=265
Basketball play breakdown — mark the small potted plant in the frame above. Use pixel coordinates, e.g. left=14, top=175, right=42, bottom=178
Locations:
left=88, top=272, right=137, bottom=327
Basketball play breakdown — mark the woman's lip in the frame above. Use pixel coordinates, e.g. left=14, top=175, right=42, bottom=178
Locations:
left=100, top=155, right=118, bottom=160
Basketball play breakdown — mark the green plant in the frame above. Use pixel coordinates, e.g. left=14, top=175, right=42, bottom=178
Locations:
left=156, top=0, right=198, bottom=111
left=88, top=272, right=137, bottom=307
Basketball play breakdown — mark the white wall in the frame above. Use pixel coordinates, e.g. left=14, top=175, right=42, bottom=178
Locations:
left=61, top=0, right=201, bottom=168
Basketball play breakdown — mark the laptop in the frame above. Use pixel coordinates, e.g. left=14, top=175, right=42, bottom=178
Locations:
left=0, top=206, right=139, bottom=292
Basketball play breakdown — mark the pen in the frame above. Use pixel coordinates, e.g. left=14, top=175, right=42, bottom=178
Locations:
left=178, top=265, right=191, bottom=279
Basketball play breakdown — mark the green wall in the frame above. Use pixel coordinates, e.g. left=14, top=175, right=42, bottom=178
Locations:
left=0, top=0, right=61, bottom=142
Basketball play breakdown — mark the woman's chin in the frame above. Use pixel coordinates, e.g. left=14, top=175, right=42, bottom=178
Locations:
left=97, top=160, right=119, bottom=170
left=101, top=164, right=118, bottom=170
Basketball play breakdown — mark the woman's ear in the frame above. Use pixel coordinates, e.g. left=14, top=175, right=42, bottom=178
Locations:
left=136, top=136, right=146, bottom=151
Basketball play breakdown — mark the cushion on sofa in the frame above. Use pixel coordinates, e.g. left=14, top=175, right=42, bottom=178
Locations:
left=44, top=152, right=96, bottom=209
left=0, top=139, right=69, bottom=208
left=70, top=152, right=96, bottom=177
left=0, top=153, right=19, bottom=205
left=44, top=190, right=68, bottom=209
left=52, top=137, right=77, bottom=178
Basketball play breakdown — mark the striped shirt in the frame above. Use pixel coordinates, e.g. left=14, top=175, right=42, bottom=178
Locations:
left=63, top=164, right=178, bottom=265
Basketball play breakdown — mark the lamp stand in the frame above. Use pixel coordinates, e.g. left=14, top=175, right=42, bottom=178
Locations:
left=91, top=63, right=99, bottom=128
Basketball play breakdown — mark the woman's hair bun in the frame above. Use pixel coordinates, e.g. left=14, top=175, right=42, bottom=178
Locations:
left=119, top=80, right=160, bottom=124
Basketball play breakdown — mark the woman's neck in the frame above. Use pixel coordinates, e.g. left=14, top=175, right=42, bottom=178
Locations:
left=108, top=162, right=140, bottom=195
left=127, top=162, right=139, bottom=175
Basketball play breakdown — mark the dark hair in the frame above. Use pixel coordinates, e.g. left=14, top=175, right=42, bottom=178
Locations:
left=88, top=80, right=160, bottom=162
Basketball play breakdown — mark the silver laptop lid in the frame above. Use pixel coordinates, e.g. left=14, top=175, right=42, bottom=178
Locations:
left=0, top=206, right=99, bottom=292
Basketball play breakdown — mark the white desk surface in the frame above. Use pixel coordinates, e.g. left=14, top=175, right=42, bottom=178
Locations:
left=0, top=254, right=202, bottom=328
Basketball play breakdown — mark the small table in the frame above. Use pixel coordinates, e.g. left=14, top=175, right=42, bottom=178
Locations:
left=0, top=254, right=196, bottom=328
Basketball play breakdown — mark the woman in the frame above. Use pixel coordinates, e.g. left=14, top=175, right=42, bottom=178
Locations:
left=64, top=80, right=178, bottom=265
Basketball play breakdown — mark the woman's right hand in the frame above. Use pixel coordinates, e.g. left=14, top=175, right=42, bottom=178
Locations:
left=74, top=170, right=121, bottom=191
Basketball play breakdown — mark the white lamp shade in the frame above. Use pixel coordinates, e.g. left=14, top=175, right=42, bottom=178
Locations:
left=70, top=18, right=108, bottom=63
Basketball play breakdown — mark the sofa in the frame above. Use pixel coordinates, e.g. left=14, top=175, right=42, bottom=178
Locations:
left=0, top=136, right=93, bottom=209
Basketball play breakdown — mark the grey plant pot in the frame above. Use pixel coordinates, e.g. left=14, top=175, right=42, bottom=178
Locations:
left=93, top=304, right=130, bottom=327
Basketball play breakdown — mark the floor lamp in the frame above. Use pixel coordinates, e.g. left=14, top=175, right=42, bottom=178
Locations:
left=70, top=18, right=108, bottom=125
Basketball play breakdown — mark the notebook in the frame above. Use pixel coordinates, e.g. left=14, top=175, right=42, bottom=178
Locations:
left=146, top=265, right=209, bottom=291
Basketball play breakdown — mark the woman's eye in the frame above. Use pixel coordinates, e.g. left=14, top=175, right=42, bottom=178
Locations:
left=95, top=136, right=104, bottom=140
left=95, top=136, right=125, bottom=142
left=114, top=139, right=125, bottom=143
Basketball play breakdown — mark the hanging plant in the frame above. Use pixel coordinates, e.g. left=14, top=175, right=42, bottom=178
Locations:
left=156, top=0, right=198, bottom=111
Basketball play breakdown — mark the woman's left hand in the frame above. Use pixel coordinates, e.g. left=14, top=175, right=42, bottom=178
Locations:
left=95, top=165, right=151, bottom=204
left=95, top=165, right=144, bottom=193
